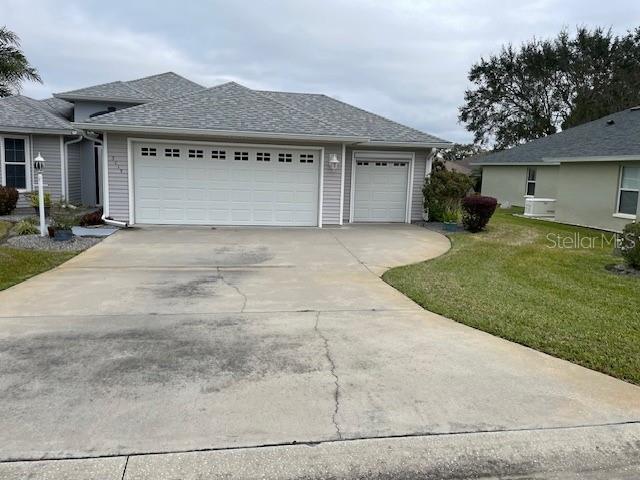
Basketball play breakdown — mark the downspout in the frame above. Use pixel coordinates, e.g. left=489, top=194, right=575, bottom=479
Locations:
left=77, top=130, right=129, bottom=228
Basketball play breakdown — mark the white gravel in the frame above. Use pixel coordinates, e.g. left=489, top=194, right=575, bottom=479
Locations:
left=6, top=234, right=102, bottom=252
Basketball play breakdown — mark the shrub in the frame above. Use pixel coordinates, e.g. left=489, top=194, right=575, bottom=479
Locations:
left=0, top=186, right=19, bottom=215
left=461, top=195, right=498, bottom=232
left=14, top=219, right=40, bottom=235
left=620, top=222, right=640, bottom=269
left=29, top=192, right=52, bottom=208
left=441, top=199, right=462, bottom=224
left=79, top=208, right=104, bottom=226
left=51, top=207, right=79, bottom=231
left=423, top=161, right=474, bottom=222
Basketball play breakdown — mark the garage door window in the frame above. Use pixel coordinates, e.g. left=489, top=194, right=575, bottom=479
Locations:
left=211, top=150, right=226, bottom=159
left=300, top=153, right=314, bottom=163
left=188, top=149, right=204, bottom=158
left=141, top=147, right=156, bottom=157
left=256, top=152, right=271, bottom=162
left=234, top=151, right=249, bottom=161
left=278, top=153, right=292, bottom=163
left=165, top=148, right=180, bottom=158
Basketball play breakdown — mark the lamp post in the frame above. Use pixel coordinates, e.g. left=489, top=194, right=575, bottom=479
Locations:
left=34, top=153, right=46, bottom=237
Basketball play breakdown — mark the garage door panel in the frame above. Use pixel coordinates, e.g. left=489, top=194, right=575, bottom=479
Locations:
left=353, top=161, right=409, bottom=223
left=134, top=143, right=319, bottom=226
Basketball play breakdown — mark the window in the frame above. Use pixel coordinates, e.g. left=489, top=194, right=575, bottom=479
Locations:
left=234, top=151, right=249, bottom=161
left=3, top=138, right=26, bottom=189
left=356, top=161, right=369, bottom=166
left=165, top=148, right=180, bottom=158
left=211, top=150, right=226, bottom=159
left=278, top=153, right=292, bottom=163
left=141, top=147, right=156, bottom=157
left=300, top=153, right=314, bottom=163
left=188, top=149, right=204, bottom=158
left=393, top=162, right=404, bottom=167
left=256, top=152, right=271, bottom=162
left=526, top=168, right=536, bottom=196
left=375, top=162, right=388, bottom=167
left=618, top=166, right=640, bottom=216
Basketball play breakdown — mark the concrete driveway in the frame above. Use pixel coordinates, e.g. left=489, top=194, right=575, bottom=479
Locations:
left=0, top=224, right=639, bottom=479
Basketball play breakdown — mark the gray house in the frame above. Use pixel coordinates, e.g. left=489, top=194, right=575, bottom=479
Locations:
left=0, top=72, right=451, bottom=227
left=474, top=107, right=640, bottom=232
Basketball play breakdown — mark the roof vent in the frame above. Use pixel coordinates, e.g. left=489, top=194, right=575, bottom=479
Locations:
left=606, top=119, right=615, bottom=125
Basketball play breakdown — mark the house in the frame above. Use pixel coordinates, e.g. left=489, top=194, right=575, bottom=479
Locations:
left=473, top=107, right=640, bottom=232
left=0, top=72, right=451, bottom=226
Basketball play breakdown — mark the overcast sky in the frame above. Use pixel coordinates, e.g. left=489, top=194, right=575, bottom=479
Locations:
left=3, top=0, right=639, bottom=143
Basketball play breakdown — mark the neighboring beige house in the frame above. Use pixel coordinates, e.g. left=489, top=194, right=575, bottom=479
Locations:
left=473, top=107, right=640, bottom=232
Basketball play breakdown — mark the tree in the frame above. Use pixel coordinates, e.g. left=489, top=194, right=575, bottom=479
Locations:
left=459, top=27, right=640, bottom=149
left=437, top=143, right=486, bottom=163
left=0, top=27, right=41, bottom=97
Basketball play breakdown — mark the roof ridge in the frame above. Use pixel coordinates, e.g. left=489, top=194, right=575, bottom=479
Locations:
left=126, top=71, right=205, bottom=90
left=247, top=86, right=361, bottom=136
left=16, top=95, right=74, bottom=130
left=86, top=82, right=235, bottom=122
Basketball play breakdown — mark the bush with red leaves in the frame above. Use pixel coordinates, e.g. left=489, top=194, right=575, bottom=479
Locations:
left=461, top=195, right=498, bottom=232
left=79, top=208, right=104, bottom=226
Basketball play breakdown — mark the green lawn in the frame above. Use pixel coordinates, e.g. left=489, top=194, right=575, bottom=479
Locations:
left=0, top=221, right=76, bottom=291
left=383, top=210, right=640, bottom=385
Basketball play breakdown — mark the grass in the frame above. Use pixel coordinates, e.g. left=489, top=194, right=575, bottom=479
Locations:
left=0, top=220, right=76, bottom=291
left=383, top=209, right=640, bottom=385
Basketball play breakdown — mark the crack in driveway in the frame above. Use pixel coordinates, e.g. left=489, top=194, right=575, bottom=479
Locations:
left=216, top=268, right=248, bottom=312
left=314, top=311, right=342, bottom=440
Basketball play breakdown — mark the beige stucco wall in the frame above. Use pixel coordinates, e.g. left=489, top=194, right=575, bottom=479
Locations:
left=555, top=161, right=639, bottom=232
left=481, top=165, right=558, bottom=207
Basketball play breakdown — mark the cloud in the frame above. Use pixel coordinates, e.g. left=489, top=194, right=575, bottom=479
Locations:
left=3, top=0, right=639, bottom=143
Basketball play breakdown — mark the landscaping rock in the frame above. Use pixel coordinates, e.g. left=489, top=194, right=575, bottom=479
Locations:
left=605, top=263, right=640, bottom=277
left=6, top=234, right=102, bottom=252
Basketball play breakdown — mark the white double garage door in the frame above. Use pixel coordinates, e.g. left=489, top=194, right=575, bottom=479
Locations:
left=132, top=142, right=411, bottom=226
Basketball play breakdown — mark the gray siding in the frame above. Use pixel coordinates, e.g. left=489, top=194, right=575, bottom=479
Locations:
left=105, top=133, right=130, bottom=221
left=73, top=100, right=140, bottom=122
left=321, top=144, right=342, bottom=225
left=66, top=142, right=82, bottom=204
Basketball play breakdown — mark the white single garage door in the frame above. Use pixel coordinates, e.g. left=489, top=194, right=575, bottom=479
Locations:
left=353, top=158, right=410, bottom=222
left=133, top=143, right=320, bottom=226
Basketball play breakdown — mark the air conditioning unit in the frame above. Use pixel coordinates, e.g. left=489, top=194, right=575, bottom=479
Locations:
left=524, top=197, right=556, bottom=218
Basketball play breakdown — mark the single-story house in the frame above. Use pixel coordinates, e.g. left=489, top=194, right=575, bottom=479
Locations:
left=473, top=107, right=640, bottom=232
left=0, top=72, right=451, bottom=227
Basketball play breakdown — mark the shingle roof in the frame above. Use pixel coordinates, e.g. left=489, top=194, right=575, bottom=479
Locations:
left=474, top=108, right=640, bottom=164
left=82, top=81, right=450, bottom=144
left=83, top=82, right=363, bottom=137
left=39, top=97, right=74, bottom=120
left=258, top=90, right=450, bottom=144
left=54, top=72, right=204, bottom=102
left=0, top=95, right=75, bottom=133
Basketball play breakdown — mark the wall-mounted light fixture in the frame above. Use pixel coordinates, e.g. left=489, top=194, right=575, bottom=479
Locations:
left=328, top=153, right=340, bottom=171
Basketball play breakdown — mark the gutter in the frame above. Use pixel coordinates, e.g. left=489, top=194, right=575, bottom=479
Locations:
left=71, top=123, right=371, bottom=144
left=63, top=134, right=84, bottom=200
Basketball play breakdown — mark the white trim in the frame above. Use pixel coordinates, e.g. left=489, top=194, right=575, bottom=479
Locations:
left=339, top=143, right=346, bottom=226
left=0, top=127, right=75, bottom=135
left=0, top=134, right=32, bottom=192
left=615, top=165, right=640, bottom=217
left=613, top=213, right=636, bottom=220
left=349, top=153, right=356, bottom=223
left=127, top=138, right=134, bottom=224
left=127, top=137, right=324, bottom=151
left=318, top=147, right=325, bottom=228
left=102, top=132, right=109, bottom=217
left=349, top=150, right=414, bottom=224
left=128, top=137, right=324, bottom=227
left=405, top=153, right=416, bottom=223
left=55, top=94, right=151, bottom=103
left=366, top=141, right=452, bottom=148
left=545, top=155, right=640, bottom=163
left=74, top=123, right=369, bottom=143
left=472, top=161, right=560, bottom=167
left=59, top=136, right=66, bottom=200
